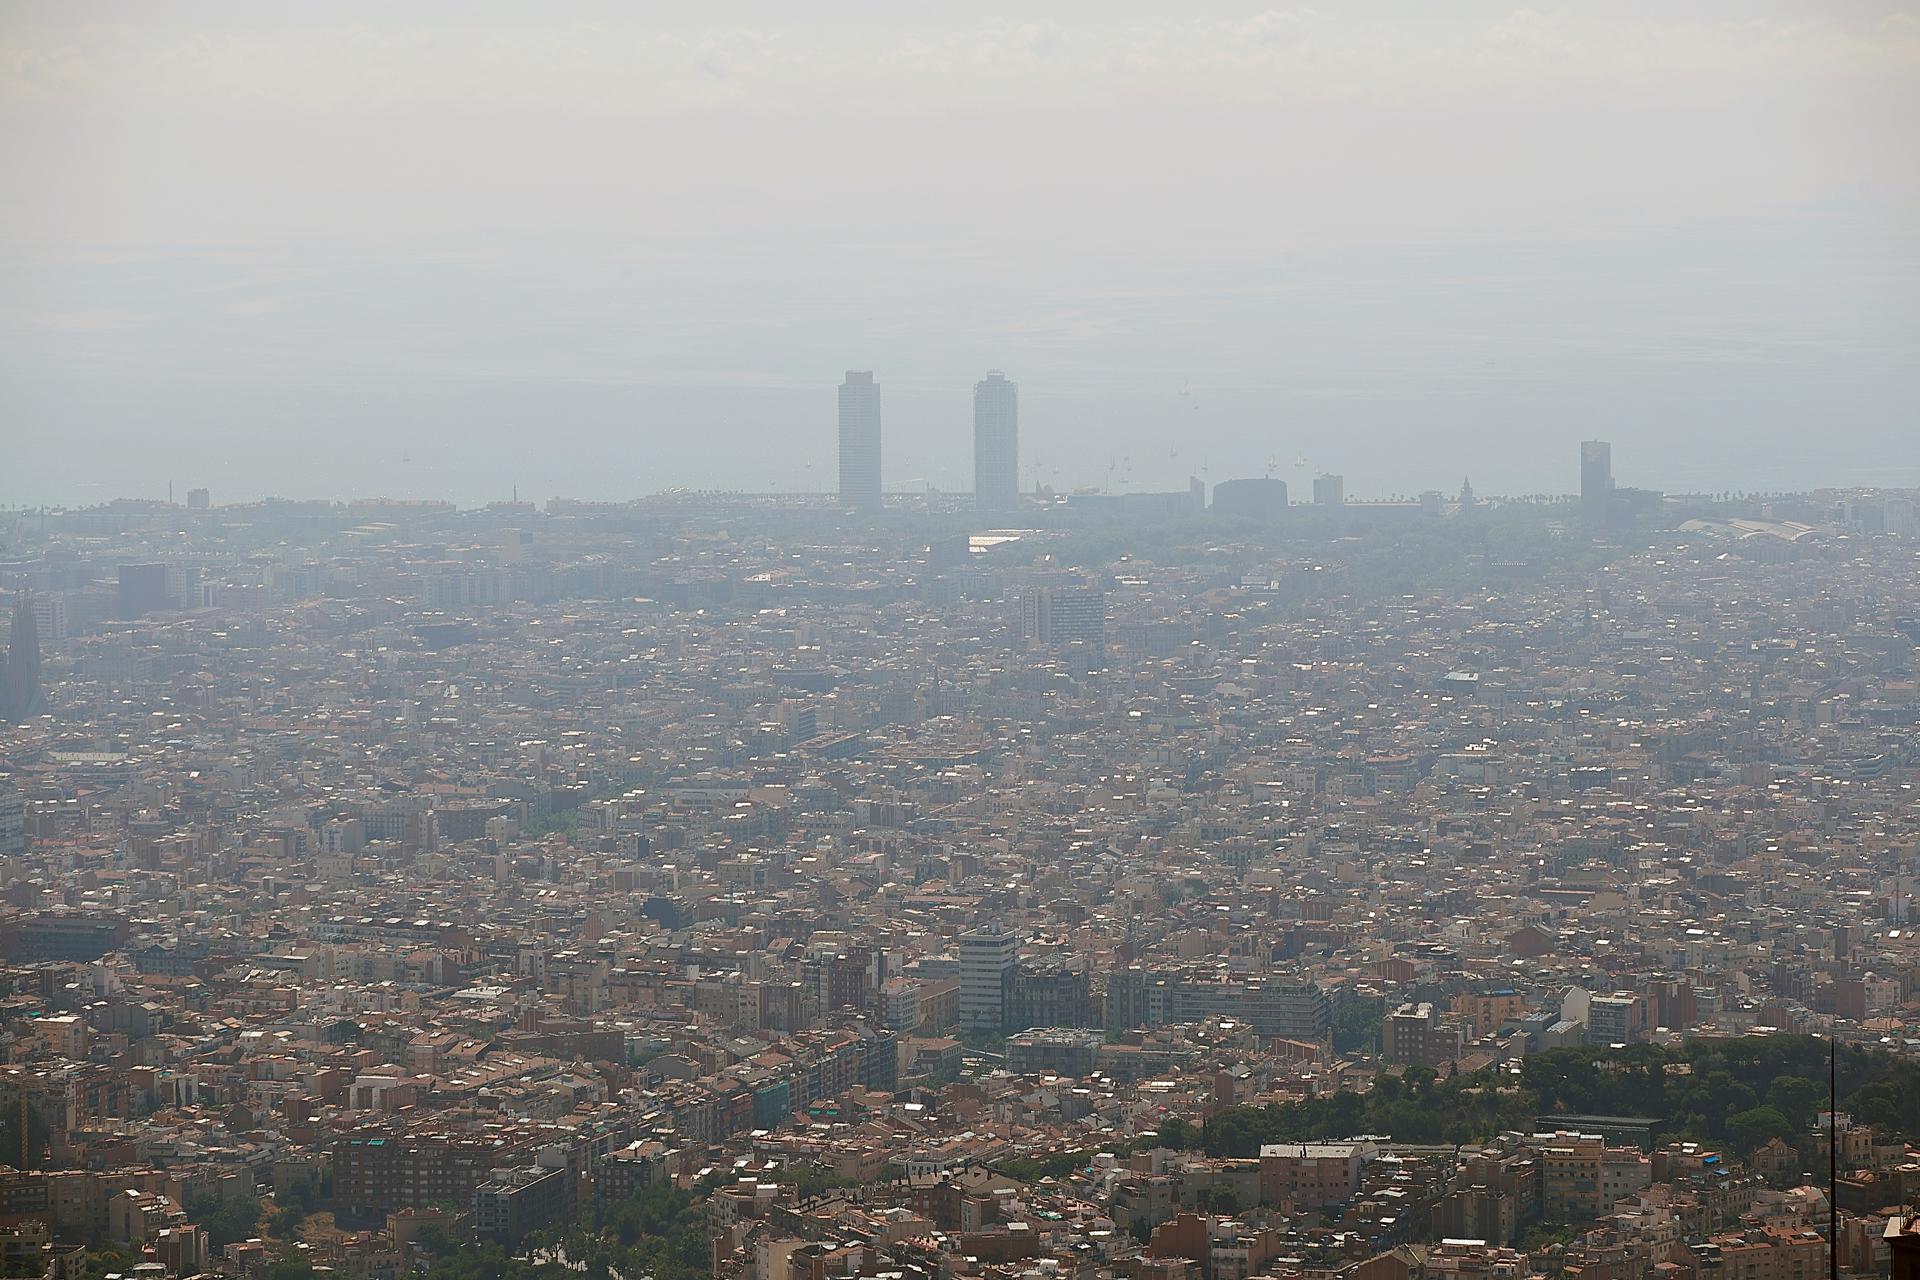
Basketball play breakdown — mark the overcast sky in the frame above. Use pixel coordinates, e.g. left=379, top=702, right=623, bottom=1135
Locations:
left=2, top=1, right=1916, bottom=505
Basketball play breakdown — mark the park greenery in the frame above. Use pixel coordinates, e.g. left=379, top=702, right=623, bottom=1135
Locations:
left=1333, top=997, right=1386, bottom=1055
left=1158, top=1036, right=1920, bottom=1158
left=409, top=1180, right=710, bottom=1280
left=1162, top=1062, right=1534, bottom=1154
left=266, top=1170, right=333, bottom=1240
left=186, top=1193, right=262, bottom=1251
left=1522, top=1037, right=1906, bottom=1150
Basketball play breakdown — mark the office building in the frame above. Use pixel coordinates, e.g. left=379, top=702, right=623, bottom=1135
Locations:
left=1537, top=1134, right=1651, bottom=1219
left=1587, top=992, right=1644, bottom=1045
left=27, top=595, right=65, bottom=652
left=1021, top=584, right=1106, bottom=653
left=1383, top=1001, right=1465, bottom=1066
left=186, top=488, right=210, bottom=511
left=1259, top=1142, right=1378, bottom=1208
left=117, top=563, right=171, bottom=618
left=1313, top=474, right=1344, bottom=506
left=334, top=1130, right=540, bottom=1216
left=1212, top=477, right=1288, bottom=520
left=958, top=925, right=1019, bottom=1033
left=1, top=597, right=42, bottom=722
left=1006, top=1028, right=1101, bottom=1077
left=474, top=1165, right=568, bottom=1242
left=1581, top=440, right=1613, bottom=522
left=0, top=777, right=22, bottom=859
left=1011, top=958, right=1096, bottom=1029
left=974, top=370, right=1019, bottom=514
left=877, top=977, right=921, bottom=1032
left=597, top=1145, right=666, bottom=1205
left=1105, top=969, right=1331, bottom=1041
left=0, top=913, right=129, bottom=962
left=838, top=371, right=882, bottom=512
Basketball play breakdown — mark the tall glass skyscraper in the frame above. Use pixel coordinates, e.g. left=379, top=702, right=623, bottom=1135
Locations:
left=838, top=371, right=881, bottom=512
left=1581, top=439, right=1613, bottom=522
left=974, top=370, right=1018, bottom=514
left=1, top=594, right=42, bottom=722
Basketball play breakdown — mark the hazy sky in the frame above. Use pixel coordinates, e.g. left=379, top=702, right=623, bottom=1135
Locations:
left=2, top=1, right=1916, bottom=506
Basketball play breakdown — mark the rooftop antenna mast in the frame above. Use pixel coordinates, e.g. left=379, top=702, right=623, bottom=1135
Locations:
left=1830, top=1032, right=1838, bottom=1280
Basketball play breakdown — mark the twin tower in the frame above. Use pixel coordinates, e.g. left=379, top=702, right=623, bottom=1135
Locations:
left=838, top=370, right=1019, bottom=514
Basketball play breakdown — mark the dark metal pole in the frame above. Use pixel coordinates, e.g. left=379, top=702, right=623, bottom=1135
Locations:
left=1831, top=1033, right=1839, bottom=1280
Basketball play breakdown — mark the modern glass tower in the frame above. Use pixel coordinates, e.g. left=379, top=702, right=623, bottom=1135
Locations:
left=1581, top=440, right=1613, bottom=522
left=1, top=595, right=42, bottom=722
left=838, top=371, right=882, bottom=512
left=973, top=370, right=1019, bottom=514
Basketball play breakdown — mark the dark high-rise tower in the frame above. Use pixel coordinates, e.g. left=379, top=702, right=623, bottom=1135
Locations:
left=1, top=596, right=43, bottom=722
left=1581, top=440, right=1613, bottom=522
left=837, top=371, right=882, bottom=512
left=974, top=370, right=1018, bottom=515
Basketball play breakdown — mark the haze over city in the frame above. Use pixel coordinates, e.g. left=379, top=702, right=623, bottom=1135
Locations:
left=3, top=0, right=1917, bottom=506
left=5, top=10, right=1920, bottom=1280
